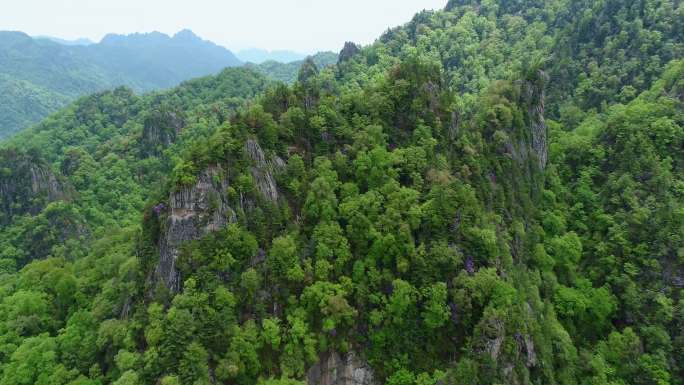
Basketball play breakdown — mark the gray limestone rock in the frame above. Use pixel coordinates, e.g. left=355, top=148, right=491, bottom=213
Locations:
left=245, top=139, right=279, bottom=202
left=338, top=42, right=361, bottom=64
left=307, top=351, right=375, bottom=385
left=524, top=68, right=549, bottom=169
left=155, top=165, right=235, bottom=292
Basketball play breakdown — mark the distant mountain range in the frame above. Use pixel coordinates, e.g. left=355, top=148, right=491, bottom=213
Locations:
left=0, top=29, right=340, bottom=138
left=0, top=29, right=242, bottom=138
left=236, top=48, right=308, bottom=64
left=247, top=51, right=339, bottom=83
left=35, top=36, right=95, bottom=46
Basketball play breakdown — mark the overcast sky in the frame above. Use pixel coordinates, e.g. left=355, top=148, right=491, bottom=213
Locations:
left=1, top=0, right=447, bottom=53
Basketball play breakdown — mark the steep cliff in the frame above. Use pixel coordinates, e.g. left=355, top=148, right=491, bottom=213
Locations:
left=149, top=136, right=282, bottom=294
left=154, top=165, right=235, bottom=292
left=141, top=107, right=186, bottom=156
left=0, top=148, right=67, bottom=223
left=523, top=66, right=548, bottom=170
left=338, top=42, right=361, bottom=64
left=307, top=351, right=375, bottom=385
left=245, top=138, right=280, bottom=202
left=0, top=148, right=89, bottom=265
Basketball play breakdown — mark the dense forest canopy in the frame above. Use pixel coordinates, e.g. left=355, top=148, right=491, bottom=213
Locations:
left=0, top=1, right=683, bottom=385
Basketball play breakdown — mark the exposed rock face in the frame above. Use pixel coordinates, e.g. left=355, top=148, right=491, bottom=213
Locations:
left=483, top=319, right=505, bottom=361
left=523, top=334, right=537, bottom=367
left=449, top=110, right=461, bottom=140
left=298, top=57, right=320, bottom=84
left=524, top=69, right=549, bottom=169
left=307, top=351, right=375, bottom=385
left=28, top=164, right=64, bottom=201
left=155, top=165, right=235, bottom=292
left=245, top=139, right=279, bottom=202
left=338, top=42, right=361, bottom=64
left=0, top=150, right=67, bottom=223
left=141, top=108, right=185, bottom=156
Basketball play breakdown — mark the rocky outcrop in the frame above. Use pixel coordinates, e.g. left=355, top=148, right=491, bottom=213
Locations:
left=523, top=334, right=537, bottom=367
left=0, top=149, right=68, bottom=223
left=151, top=140, right=277, bottom=286
left=245, top=139, right=279, bottom=202
left=483, top=318, right=506, bottom=361
left=524, top=68, right=549, bottom=169
left=154, top=165, right=235, bottom=292
left=28, top=164, right=64, bottom=201
left=307, top=351, right=375, bottom=385
left=141, top=108, right=185, bottom=156
left=338, top=42, right=361, bottom=64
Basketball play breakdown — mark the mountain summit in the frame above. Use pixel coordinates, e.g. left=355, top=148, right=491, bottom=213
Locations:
left=173, top=28, right=204, bottom=43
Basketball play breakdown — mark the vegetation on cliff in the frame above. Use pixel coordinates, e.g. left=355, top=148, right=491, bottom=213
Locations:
left=0, top=1, right=682, bottom=385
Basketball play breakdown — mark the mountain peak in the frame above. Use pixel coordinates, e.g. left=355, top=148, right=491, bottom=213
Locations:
left=99, top=30, right=208, bottom=47
left=0, top=31, right=33, bottom=47
left=0, top=30, right=31, bottom=39
left=173, top=29, right=202, bottom=43
left=100, top=31, right=170, bottom=45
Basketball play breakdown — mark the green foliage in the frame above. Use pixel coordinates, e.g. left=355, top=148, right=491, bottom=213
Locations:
left=248, top=52, right=338, bottom=84
left=0, top=30, right=245, bottom=138
left=0, top=2, right=683, bottom=385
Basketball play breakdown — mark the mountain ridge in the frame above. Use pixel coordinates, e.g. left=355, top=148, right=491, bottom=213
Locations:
left=236, top=48, right=309, bottom=64
left=0, top=1, right=682, bottom=385
left=0, top=29, right=242, bottom=138
left=35, top=35, right=95, bottom=46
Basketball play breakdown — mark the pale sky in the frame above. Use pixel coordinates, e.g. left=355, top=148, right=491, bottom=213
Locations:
left=1, top=0, right=447, bottom=53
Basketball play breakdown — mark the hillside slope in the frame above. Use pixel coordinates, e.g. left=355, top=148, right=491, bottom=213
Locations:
left=0, top=2, right=682, bottom=385
left=0, top=30, right=242, bottom=138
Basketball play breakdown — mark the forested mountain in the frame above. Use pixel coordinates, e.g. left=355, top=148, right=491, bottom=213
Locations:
left=0, top=30, right=242, bottom=138
left=0, top=1, right=683, bottom=385
left=0, top=30, right=334, bottom=139
left=247, top=52, right=339, bottom=84
left=237, top=49, right=308, bottom=64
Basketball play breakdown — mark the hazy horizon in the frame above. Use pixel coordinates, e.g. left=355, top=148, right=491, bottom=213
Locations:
left=2, top=0, right=447, bottom=53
